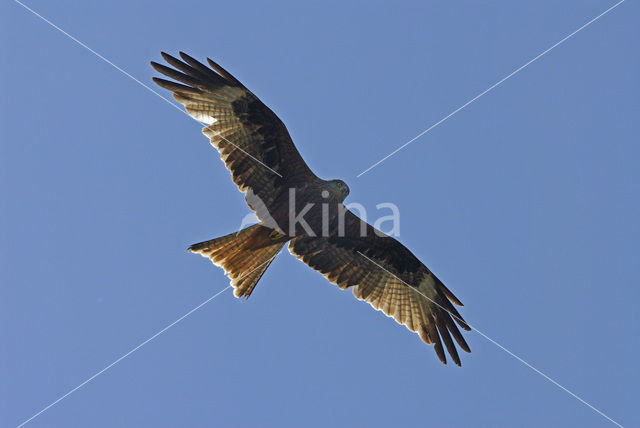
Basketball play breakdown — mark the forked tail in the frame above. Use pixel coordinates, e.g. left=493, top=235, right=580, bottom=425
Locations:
left=188, top=224, right=286, bottom=298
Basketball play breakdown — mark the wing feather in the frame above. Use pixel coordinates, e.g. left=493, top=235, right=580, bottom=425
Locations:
left=151, top=52, right=318, bottom=219
left=288, top=210, right=471, bottom=365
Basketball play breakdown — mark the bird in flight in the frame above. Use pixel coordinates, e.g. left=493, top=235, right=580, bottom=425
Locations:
left=151, top=52, right=471, bottom=365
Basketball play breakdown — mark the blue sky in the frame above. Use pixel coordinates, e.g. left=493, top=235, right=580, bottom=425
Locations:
left=2, top=1, right=638, bottom=427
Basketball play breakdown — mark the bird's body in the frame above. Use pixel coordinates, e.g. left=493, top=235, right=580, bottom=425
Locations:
left=151, top=52, right=471, bottom=365
left=259, top=179, right=349, bottom=237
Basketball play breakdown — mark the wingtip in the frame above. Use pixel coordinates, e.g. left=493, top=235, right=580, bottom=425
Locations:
left=160, top=51, right=172, bottom=61
left=150, top=61, right=164, bottom=72
left=150, top=76, right=171, bottom=88
left=434, top=343, right=447, bottom=365
left=179, top=51, right=202, bottom=66
left=178, top=51, right=192, bottom=60
left=450, top=345, right=462, bottom=366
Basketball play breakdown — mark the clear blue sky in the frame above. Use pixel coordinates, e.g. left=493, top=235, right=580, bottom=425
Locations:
left=2, top=1, right=638, bottom=427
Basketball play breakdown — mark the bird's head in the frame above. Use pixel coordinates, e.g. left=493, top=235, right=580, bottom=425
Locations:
left=328, top=179, right=350, bottom=202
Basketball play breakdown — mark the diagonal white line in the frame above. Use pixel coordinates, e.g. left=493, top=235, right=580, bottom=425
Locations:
left=15, top=285, right=231, bottom=428
left=356, top=251, right=624, bottom=428
left=12, top=0, right=282, bottom=178
left=357, top=0, right=626, bottom=177
left=12, top=0, right=184, bottom=114
left=16, top=254, right=280, bottom=427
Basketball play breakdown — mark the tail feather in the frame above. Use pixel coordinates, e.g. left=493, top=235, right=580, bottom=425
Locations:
left=189, top=224, right=285, bottom=298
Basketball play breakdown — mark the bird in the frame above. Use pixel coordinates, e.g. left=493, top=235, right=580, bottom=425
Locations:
left=151, top=52, right=471, bottom=365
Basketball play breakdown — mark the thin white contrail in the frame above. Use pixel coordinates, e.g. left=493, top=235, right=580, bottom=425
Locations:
left=13, top=0, right=185, bottom=114
left=357, top=0, right=625, bottom=177
left=16, top=286, right=231, bottom=427
left=16, top=251, right=278, bottom=427
left=357, top=251, right=624, bottom=428
left=12, top=0, right=282, bottom=178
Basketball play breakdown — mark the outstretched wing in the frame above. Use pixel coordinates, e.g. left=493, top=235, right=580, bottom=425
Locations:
left=288, top=210, right=471, bottom=365
left=151, top=52, right=317, bottom=218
